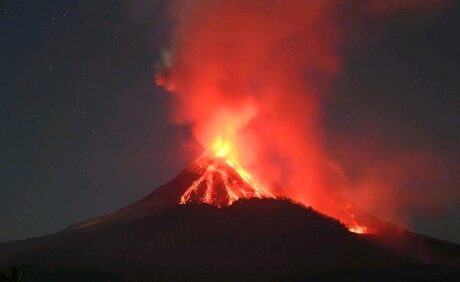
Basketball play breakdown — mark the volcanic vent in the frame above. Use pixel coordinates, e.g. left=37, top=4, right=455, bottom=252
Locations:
left=180, top=156, right=274, bottom=207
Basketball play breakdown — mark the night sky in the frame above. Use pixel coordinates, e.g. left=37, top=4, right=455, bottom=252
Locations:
left=1, top=1, right=459, bottom=243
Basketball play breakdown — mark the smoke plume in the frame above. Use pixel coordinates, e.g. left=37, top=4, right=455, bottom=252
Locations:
left=157, top=0, right=453, bottom=227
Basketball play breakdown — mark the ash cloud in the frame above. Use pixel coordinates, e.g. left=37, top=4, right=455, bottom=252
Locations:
left=153, top=0, right=457, bottom=236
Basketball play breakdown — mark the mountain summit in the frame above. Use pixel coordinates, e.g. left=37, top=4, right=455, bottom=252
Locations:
left=71, top=156, right=274, bottom=229
left=179, top=156, right=273, bottom=207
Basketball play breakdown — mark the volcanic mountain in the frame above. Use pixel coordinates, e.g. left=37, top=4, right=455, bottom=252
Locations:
left=70, top=156, right=274, bottom=229
left=1, top=157, right=460, bottom=281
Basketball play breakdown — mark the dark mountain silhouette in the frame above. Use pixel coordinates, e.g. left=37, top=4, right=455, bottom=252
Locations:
left=68, top=156, right=272, bottom=229
left=1, top=158, right=459, bottom=281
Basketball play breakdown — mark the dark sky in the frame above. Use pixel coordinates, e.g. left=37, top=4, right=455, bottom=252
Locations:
left=1, top=1, right=459, bottom=243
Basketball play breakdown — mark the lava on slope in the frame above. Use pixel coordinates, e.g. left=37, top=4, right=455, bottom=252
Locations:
left=179, top=155, right=368, bottom=234
left=69, top=152, right=367, bottom=234
left=180, top=156, right=274, bottom=207
left=178, top=134, right=367, bottom=233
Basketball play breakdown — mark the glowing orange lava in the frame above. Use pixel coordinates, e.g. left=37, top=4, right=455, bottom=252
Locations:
left=179, top=137, right=369, bottom=234
left=180, top=137, right=274, bottom=207
left=345, top=210, right=370, bottom=234
left=348, top=224, right=369, bottom=234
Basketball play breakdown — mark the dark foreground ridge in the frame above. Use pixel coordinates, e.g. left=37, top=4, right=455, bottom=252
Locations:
left=0, top=198, right=459, bottom=281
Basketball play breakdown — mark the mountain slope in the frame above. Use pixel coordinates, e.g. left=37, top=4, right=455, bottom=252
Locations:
left=69, top=156, right=272, bottom=229
left=0, top=199, right=459, bottom=281
left=1, top=157, right=460, bottom=281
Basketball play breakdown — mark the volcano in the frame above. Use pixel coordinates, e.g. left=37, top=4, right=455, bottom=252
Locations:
left=69, top=156, right=274, bottom=229
left=1, top=159, right=460, bottom=281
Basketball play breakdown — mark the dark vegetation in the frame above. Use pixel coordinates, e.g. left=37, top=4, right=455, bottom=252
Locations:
left=1, top=198, right=459, bottom=281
